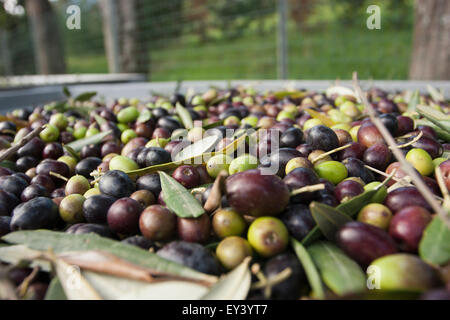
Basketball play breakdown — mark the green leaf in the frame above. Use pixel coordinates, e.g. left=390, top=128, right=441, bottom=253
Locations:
left=336, top=189, right=378, bottom=217
left=159, top=171, right=205, bottom=218
left=174, top=135, right=220, bottom=162
left=415, top=119, right=450, bottom=142
left=291, top=238, right=325, bottom=299
left=136, top=108, right=152, bottom=124
left=176, top=103, right=194, bottom=129
left=63, top=86, right=71, bottom=98
left=417, top=106, right=450, bottom=135
left=2, top=231, right=216, bottom=283
left=201, top=257, right=251, bottom=300
left=63, top=145, right=80, bottom=161
left=203, top=120, right=224, bottom=130
left=93, top=113, right=107, bottom=126
left=82, top=271, right=208, bottom=300
left=308, top=241, right=366, bottom=296
left=427, top=85, right=444, bottom=102
left=407, top=90, right=419, bottom=113
left=65, top=130, right=112, bottom=152
left=310, top=202, right=352, bottom=242
left=419, top=216, right=450, bottom=266
left=74, top=91, right=97, bottom=102
left=45, top=278, right=67, bottom=300
left=0, top=244, right=50, bottom=271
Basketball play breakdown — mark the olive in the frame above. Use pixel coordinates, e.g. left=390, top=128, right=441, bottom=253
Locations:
left=16, top=156, right=38, bottom=173
left=145, top=147, right=172, bottom=167
left=17, top=137, right=45, bottom=159
left=107, top=197, right=142, bottom=235
left=59, top=194, right=86, bottom=224
left=396, top=116, right=414, bottom=136
left=82, top=194, right=116, bottom=224
left=49, top=113, right=68, bottom=130
left=196, top=165, right=213, bottom=185
left=57, top=156, right=77, bottom=174
left=139, top=205, right=176, bottom=241
left=157, top=117, right=181, bottom=133
left=101, top=141, right=121, bottom=158
left=357, top=203, right=392, bottom=230
left=0, top=190, right=20, bottom=216
left=136, top=173, right=161, bottom=197
left=177, top=214, right=211, bottom=243
left=0, top=174, right=28, bottom=197
left=264, top=253, right=305, bottom=300
left=0, top=215, right=11, bottom=236
left=285, top=157, right=313, bottom=175
left=363, top=143, right=392, bottom=171
left=99, top=170, right=135, bottom=198
left=247, top=217, right=289, bottom=258
left=337, top=221, right=397, bottom=267
left=51, top=187, right=66, bottom=198
left=121, top=235, right=159, bottom=251
left=75, top=157, right=102, bottom=178
left=226, top=169, right=290, bottom=217
left=117, top=106, right=139, bottom=123
left=384, top=186, right=432, bottom=213
left=212, top=208, right=247, bottom=238
left=283, top=167, right=319, bottom=203
left=411, top=135, right=443, bottom=159
left=80, top=144, right=101, bottom=159
left=42, top=142, right=64, bottom=160
left=11, top=197, right=60, bottom=230
left=369, top=254, right=440, bottom=291
left=389, top=206, right=431, bottom=252
left=280, top=127, right=303, bottom=148
left=65, top=175, right=91, bottom=195
left=36, top=159, right=70, bottom=182
left=405, top=148, right=434, bottom=176
left=280, top=204, right=316, bottom=241
left=66, top=223, right=117, bottom=239
left=334, top=180, right=364, bottom=203
left=305, top=125, right=339, bottom=152
left=84, top=188, right=101, bottom=198
left=229, top=154, right=259, bottom=175
left=338, top=142, right=366, bottom=161
left=314, top=160, right=348, bottom=185
left=259, top=148, right=304, bottom=177
left=20, top=184, right=49, bottom=202
left=172, top=165, right=201, bottom=188
left=108, top=155, right=139, bottom=172
left=31, top=174, right=55, bottom=193
left=0, top=121, right=17, bottom=135
left=216, top=236, right=253, bottom=270
left=130, top=189, right=155, bottom=207
left=357, top=122, right=384, bottom=148
left=206, top=154, right=232, bottom=178
left=39, top=124, right=59, bottom=142
left=379, top=114, right=398, bottom=136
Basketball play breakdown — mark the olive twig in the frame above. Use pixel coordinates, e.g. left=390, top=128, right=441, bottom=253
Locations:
left=435, top=167, right=450, bottom=208
left=311, top=144, right=352, bottom=164
left=251, top=267, right=292, bottom=290
left=290, top=184, right=325, bottom=197
left=17, top=266, right=39, bottom=298
left=391, top=131, right=423, bottom=150
left=0, top=125, right=45, bottom=162
left=49, top=171, right=69, bottom=182
left=364, top=164, right=400, bottom=182
left=353, top=72, right=450, bottom=228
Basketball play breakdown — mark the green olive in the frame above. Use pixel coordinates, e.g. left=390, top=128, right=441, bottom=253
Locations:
left=59, top=194, right=86, bottom=224
left=40, top=124, right=60, bottom=142
left=247, top=217, right=289, bottom=258
left=212, top=208, right=247, bottom=238
left=109, top=155, right=139, bottom=172
left=65, top=175, right=91, bottom=195
left=121, top=129, right=138, bottom=144
left=85, top=127, right=100, bottom=137
left=73, top=126, right=87, bottom=139
left=49, top=113, right=68, bottom=130
left=224, top=116, right=240, bottom=126
left=117, top=106, right=139, bottom=123
left=206, top=154, right=232, bottom=178
left=84, top=188, right=101, bottom=198
left=216, top=236, right=253, bottom=270
left=314, top=161, right=348, bottom=185
left=276, top=111, right=295, bottom=122
left=303, top=119, right=323, bottom=131
left=241, top=116, right=258, bottom=127
left=57, top=156, right=77, bottom=174
left=405, top=148, right=434, bottom=176
left=228, top=154, right=258, bottom=175
left=364, top=181, right=388, bottom=203
left=285, top=157, right=313, bottom=174
left=357, top=203, right=392, bottom=230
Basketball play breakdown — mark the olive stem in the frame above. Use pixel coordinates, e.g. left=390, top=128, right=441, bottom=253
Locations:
left=17, top=266, right=39, bottom=298
left=0, top=125, right=45, bottom=162
left=290, top=184, right=325, bottom=197
left=364, top=165, right=400, bottom=182
left=353, top=72, right=450, bottom=227
left=251, top=267, right=292, bottom=290
left=435, top=167, right=450, bottom=207
left=49, top=171, right=69, bottom=182
left=311, top=144, right=352, bottom=164
left=391, top=131, right=423, bottom=150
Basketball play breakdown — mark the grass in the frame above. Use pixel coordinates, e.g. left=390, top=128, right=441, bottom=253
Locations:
left=65, top=26, right=413, bottom=80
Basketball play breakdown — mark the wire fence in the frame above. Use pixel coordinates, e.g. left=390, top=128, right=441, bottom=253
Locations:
left=0, top=0, right=415, bottom=81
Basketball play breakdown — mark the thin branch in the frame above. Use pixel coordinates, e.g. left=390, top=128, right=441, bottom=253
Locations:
left=311, top=144, right=352, bottom=164
left=0, top=125, right=44, bottom=162
left=290, top=184, right=325, bottom=196
left=352, top=72, right=449, bottom=227
left=392, top=131, right=423, bottom=149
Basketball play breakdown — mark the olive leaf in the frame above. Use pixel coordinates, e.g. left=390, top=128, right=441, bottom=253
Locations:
left=419, top=216, right=450, bottom=266
left=427, top=85, right=444, bottom=102
left=63, top=86, right=71, bottom=98
left=304, top=109, right=335, bottom=127
left=159, top=171, right=205, bottom=218
left=291, top=238, right=325, bottom=299
left=271, top=90, right=306, bottom=100
left=417, top=105, right=450, bottom=135
left=201, top=257, right=251, bottom=300
left=415, top=119, right=450, bottom=142
left=63, top=144, right=80, bottom=161
left=136, top=108, right=152, bottom=124
left=65, top=130, right=112, bottom=152
left=325, top=86, right=356, bottom=99
left=83, top=271, right=209, bottom=300
left=45, top=277, right=67, bottom=300
left=176, top=103, right=194, bottom=129
left=74, top=91, right=97, bottom=102
left=2, top=231, right=216, bottom=283
left=174, top=135, right=220, bottom=162
left=203, top=120, right=224, bottom=130
left=93, top=113, right=107, bottom=126
left=0, top=244, right=50, bottom=271
left=310, top=202, right=352, bottom=242
left=407, top=90, right=419, bottom=113
left=307, top=241, right=366, bottom=296
left=336, top=189, right=378, bottom=217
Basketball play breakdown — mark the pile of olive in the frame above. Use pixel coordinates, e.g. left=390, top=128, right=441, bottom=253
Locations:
left=0, top=86, right=449, bottom=300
